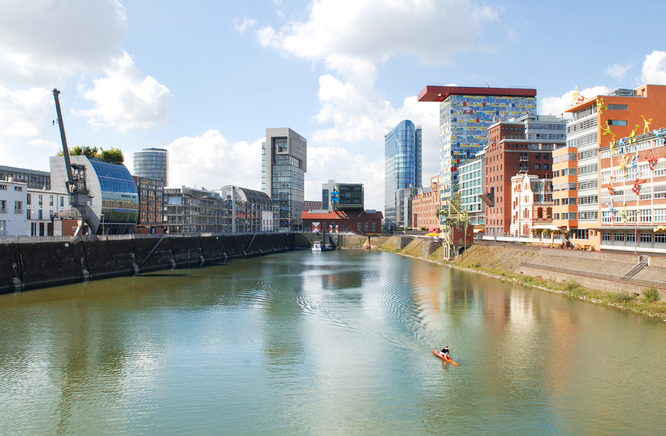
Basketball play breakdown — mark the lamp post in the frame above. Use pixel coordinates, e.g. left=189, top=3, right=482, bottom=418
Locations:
left=100, top=213, right=104, bottom=235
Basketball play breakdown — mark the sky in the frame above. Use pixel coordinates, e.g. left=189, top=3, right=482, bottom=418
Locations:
left=2, top=0, right=666, bottom=211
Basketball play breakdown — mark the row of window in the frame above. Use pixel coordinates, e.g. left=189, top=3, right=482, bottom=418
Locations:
left=602, top=232, right=666, bottom=244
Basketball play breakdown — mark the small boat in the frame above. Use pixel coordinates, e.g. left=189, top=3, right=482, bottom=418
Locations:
left=322, top=243, right=335, bottom=251
left=312, top=241, right=322, bottom=252
left=432, top=350, right=459, bottom=367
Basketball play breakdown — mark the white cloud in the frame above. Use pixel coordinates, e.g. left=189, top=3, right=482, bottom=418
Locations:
left=75, top=52, right=173, bottom=132
left=234, top=17, right=257, bottom=33
left=0, top=86, right=51, bottom=136
left=29, top=138, right=60, bottom=151
left=539, top=86, right=610, bottom=118
left=605, top=63, right=632, bottom=80
left=164, top=130, right=263, bottom=190
left=257, top=0, right=496, bottom=64
left=641, top=50, right=666, bottom=84
left=0, top=0, right=127, bottom=86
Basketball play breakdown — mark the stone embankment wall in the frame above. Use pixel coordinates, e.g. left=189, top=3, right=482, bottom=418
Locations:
left=453, top=242, right=666, bottom=297
left=0, top=233, right=310, bottom=294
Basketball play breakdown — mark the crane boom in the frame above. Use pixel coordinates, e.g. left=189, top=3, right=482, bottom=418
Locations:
left=52, top=88, right=98, bottom=238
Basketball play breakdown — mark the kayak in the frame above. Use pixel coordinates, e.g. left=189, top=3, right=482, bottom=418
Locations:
left=432, top=350, right=459, bottom=367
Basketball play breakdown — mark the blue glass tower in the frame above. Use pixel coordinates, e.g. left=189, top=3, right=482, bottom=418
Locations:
left=385, top=120, right=422, bottom=226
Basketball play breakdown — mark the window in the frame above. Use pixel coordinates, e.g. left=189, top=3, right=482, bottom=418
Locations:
left=14, top=186, right=22, bottom=191
left=655, top=233, right=666, bottom=244
left=60, top=197, right=64, bottom=207
left=535, top=164, right=540, bottom=170
left=607, top=120, right=628, bottom=126
left=608, top=104, right=627, bottom=110
left=640, top=233, right=652, bottom=243
left=640, top=209, right=651, bottom=223
left=27, top=194, right=31, bottom=205
left=602, top=232, right=612, bottom=241
left=544, top=164, right=549, bottom=170
left=49, top=195, right=54, bottom=206
left=38, top=194, right=43, bottom=207
left=627, top=233, right=636, bottom=242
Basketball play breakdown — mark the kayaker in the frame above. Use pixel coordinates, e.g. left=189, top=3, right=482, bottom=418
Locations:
left=440, top=346, right=450, bottom=359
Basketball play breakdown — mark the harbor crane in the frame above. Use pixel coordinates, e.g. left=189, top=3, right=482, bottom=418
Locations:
left=53, top=89, right=97, bottom=238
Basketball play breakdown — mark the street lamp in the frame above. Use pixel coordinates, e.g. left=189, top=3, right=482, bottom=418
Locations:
left=100, top=213, right=104, bottom=235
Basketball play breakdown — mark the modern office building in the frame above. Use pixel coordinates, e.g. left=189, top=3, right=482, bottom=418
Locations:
left=217, top=185, right=278, bottom=233
left=458, top=150, right=485, bottom=227
left=563, top=84, right=666, bottom=250
left=384, top=120, right=422, bottom=226
left=164, top=186, right=231, bottom=234
left=417, top=85, right=537, bottom=205
left=262, top=128, right=307, bottom=231
left=395, top=186, right=420, bottom=229
left=598, top=128, right=666, bottom=254
left=411, top=176, right=440, bottom=230
left=50, top=155, right=139, bottom=235
left=509, top=174, right=554, bottom=236
left=0, top=165, right=51, bottom=190
left=133, top=148, right=169, bottom=186
left=483, top=114, right=565, bottom=236
left=321, top=180, right=364, bottom=211
left=133, top=176, right=165, bottom=233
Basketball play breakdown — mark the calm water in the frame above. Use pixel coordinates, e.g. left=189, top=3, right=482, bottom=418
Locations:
left=1, top=250, right=665, bottom=435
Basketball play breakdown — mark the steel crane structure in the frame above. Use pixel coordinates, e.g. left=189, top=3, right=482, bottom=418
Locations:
left=53, top=89, right=98, bottom=238
left=439, top=192, right=470, bottom=258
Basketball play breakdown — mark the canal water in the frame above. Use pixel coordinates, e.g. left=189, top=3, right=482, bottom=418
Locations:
left=1, top=250, right=665, bottom=435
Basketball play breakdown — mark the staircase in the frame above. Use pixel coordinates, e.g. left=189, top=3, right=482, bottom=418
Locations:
left=621, top=255, right=649, bottom=281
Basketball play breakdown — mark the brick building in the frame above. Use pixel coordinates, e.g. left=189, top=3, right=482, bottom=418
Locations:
left=484, top=114, right=565, bottom=236
left=301, top=210, right=383, bottom=235
left=411, top=176, right=440, bottom=230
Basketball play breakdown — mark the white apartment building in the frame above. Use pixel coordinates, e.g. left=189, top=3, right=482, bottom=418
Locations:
left=0, top=179, right=27, bottom=236
left=510, top=174, right=554, bottom=236
left=26, top=188, right=69, bottom=236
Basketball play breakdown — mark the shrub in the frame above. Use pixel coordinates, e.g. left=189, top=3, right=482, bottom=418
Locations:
left=474, top=261, right=481, bottom=268
left=610, top=291, right=635, bottom=303
left=642, top=287, right=660, bottom=303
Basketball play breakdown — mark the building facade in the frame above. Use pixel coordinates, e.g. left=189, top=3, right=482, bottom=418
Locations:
left=217, top=185, right=278, bottom=232
left=458, top=151, right=485, bottom=227
left=509, top=174, right=554, bottom=236
left=133, top=176, right=165, bottom=233
left=27, top=187, right=68, bottom=236
left=50, top=156, right=139, bottom=235
left=0, top=179, right=27, bottom=236
left=0, top=165, right=51, bottom=190
left=411, top=176, right=440, bottom=230
left=384, top=120, right=422, bottom=226
left=598, top=128, right=666, bottom=253
left=484, top=114, right=565, bottom=236
left=564, top=84, right=666, bottom=249
left=552, top=146, right=578, bottom=232
left=321, top=180, right=364, bottom=211
left=303, top=201, right=322, bottom=211
left=418, top=85, right=537, bottom=205
left=165, top=186, right=231, bottom=234
left=262, top=128, right=307, bottom=231
left=133, top=148, right=169, bottom=186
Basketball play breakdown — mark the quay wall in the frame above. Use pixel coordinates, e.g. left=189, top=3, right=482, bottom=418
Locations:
left=1, top=233, right=303, bottom=294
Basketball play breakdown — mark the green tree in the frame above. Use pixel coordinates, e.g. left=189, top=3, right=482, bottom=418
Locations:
left=98, top=147, right=124, bottom=163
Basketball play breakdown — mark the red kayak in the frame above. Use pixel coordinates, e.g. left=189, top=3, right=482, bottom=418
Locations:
left=432, top=350, right=459, bottom=367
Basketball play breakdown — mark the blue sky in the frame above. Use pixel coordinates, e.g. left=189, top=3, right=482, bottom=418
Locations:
left=1, top=0, right=666, bottom=210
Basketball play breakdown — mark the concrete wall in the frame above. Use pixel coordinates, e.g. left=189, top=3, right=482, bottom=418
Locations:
left=1, top=233, right=301, bottom=294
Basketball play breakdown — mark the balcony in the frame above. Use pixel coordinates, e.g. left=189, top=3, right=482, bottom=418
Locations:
left=0, top=208, right=6, bottom=214
left=519, top=156, right=529, bottom=162
left=14, top=208, right=23, bottom=214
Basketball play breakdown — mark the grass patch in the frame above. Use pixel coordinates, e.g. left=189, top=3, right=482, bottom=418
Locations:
left=642, top=286, right=661, bottom=303
left=474, top=261, right=481, bottom=268
left=562, top=279, right=582, bottom=292
left=609, top=291, right=636, bottom=303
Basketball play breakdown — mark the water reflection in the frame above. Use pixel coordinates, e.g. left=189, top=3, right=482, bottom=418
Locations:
left=1, top=251, right=665, bottom=435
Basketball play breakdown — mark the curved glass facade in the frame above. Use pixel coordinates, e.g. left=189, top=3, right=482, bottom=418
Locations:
left=384, top=120, right=422, bottom=225
left=90, top=160, right=139, bottom=235
left=133, top=148, right=168, bottom=185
